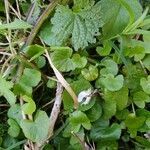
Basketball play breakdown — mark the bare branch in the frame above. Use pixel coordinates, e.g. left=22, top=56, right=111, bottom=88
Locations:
left=48, top=82, right=63, bottom=138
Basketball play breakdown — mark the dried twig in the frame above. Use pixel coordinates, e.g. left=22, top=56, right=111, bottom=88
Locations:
left=0, top=104, right=9, bottom=107
left=45, top=49, right=79, bottom=109
left=48, top=82, right=63, bottom=138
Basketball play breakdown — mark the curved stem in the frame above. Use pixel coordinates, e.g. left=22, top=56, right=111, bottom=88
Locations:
left=23, top=0, right=60, bottom=48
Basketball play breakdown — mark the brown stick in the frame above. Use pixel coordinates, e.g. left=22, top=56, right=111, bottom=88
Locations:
left=48, top=82, right=63, bottom=138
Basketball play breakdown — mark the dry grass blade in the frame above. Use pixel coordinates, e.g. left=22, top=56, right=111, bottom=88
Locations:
left=45, top=49, right=79, bottom=109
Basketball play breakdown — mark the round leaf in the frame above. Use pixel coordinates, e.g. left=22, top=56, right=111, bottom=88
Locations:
left=81, top=65, right=98, bottom=81
left=100, top=59, right=118, bottom=76
left=140, top=76, right=150, bottom=94
left=101, top=74, right=124, bottom=91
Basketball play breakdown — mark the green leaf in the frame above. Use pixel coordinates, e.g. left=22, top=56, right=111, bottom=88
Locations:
left=100, top=59, right=118, bottom=76
left=7, top=104, right=22, bottom=124
left=124, top=45, right=145, bottom=61
left=136, top=109, right=150, bottom=118
left=140, top=76, right=150, bottom=94
left=14, top=68, right=41, bottom=96
left=116, top=109, right=130, bottom=120
left=125, top=113, right=145, bottom=137
left=20, top=111, right=49, bottom=144
left=96, top=41, right=112, bottom=56
left=0, top=137, right=2, bottom=146
left=97, top=140, right=118, bottom=150
left=86, top=101, right=102, bottom=122
left=51, top=47, right=74, bottom=72
left=90, top=123, right=121, bottom=141
left=63, top=78, right=91, bottom=111
left=72, top=54, right=87, bottom=68
left=2, top=135, right=21, bottom=149
left=0, top=19, right=32, bottom=30
left=0, top=1, right=5, bottom=12
left=133, top=91, right=150, bottom=108
left=78, top=96, right=96, bottom=112
left=102, top=99, right=116, bottom=119
left=123, top=7, right=149, bottom=33
left=104, top=86, right=129, bottom=111
left=145, top=118, right=150, bottom=128
left=21, top=95, right=36, bottom=115
left=47, top=79, right=57, bottom=89
left=20, top=68, right=41, bottom=87
left=70, top=128, right=85, bottom=145
left=40, top=1, right=103, bottom=50
left=0, top=75, right=16, bottom=105
left=81, top=65, right=98, bottom=81
left=135, top=136, right=150, bottom=148
left=24, top=44, right=45, bottom=61
left=51, top=47, right=87, bottom=72
left=124, top=64, right=145, bottom=90
left=35, top=56, right=46, bottom=68
left=143, top=55, right=150, bottom=71
left=73, top=0, right=94, bottom=11
left=100, top=0, right=142, bottom=39
left=100, top=74, right=124, bottom=91
left=70, top=111, right=91, bottom=132
left=8, top=119, right=20, bottom=138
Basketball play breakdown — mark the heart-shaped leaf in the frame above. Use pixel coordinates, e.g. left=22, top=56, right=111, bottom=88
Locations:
left=90, top=123, right=121, bottom=141
left=70, top=110, right=91, bottom=132
left=100, top=59, right=118, bottom=76
left=0, top=75, right=16, bottom=105
left=8, top=119, right=20, bottom=138
left=81, top=65, right=98, bottom=81
left=133, top=91, right=150, bottom=108
left=14, top=68, right=41, bottom=96
left=21, top=95, right=36, bottom=115
left=51, top=47, right=87, bottom=72
left=96, top=41, right=112, bottom=56
left=140, top=76, right=150, bottom=94
left=20, top=111, right=49, bottom=144
left=125, top=113, right=145, bottom=137
left=100, top=74, right=124, bottom=91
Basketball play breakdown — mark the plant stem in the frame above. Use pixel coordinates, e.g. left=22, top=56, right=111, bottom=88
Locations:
left=23, top=0, right=60, bottom=48
left=47, top=82, right=63, bottom=139
left=45, top=49, right=79, bottom=108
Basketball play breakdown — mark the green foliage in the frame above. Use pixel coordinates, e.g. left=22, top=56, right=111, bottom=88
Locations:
left=14, top=68, right=41, bottom=96
left=100, top=0, right=142, bottom=39
left=100, top=59, right=118, bottom=76
left=40, top=0, right=103, bottom=50
left=24, top=44, right=45, bottom=61
left=125, top=113, right=145, bottom=137
left=81, top=65, right=98, bottom=81
left=20, top=111, right=49, bottom=144
left=70, top=111, right=91, bottom=132
left=0, top=75, right=16, bottom=105
left=104, top=86, right=129, bottom=111
left=0, top=0, right=150, bottom=149
left=97, top=140, right=118, bottom=150
left=7, top=119, right=20, bottom=138
left=7, top=104, right=22, bottom=124
left=0, top=19, right=32, bottom=30
left=51, top=47, right=87, bottom=72
left=140, top=76, right=150, bottom=94
left=96, top=41, right=112, bottom=56
left=90, top=119, right=121, bottom=141
left=133, top=91, right=150, bottom=108
left=21, top=95, right=36, bottom=115
left=100, top=74, right=124, bottom=91
left=63, top=78, right=91, bottom=111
